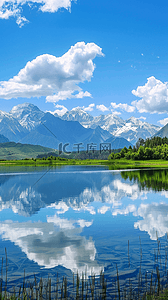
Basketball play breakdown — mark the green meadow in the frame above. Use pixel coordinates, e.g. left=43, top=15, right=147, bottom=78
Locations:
left=1, top=157, right=168, bottom=170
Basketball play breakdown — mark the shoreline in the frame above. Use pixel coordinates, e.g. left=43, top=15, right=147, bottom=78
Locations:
left=0, top=158, right=168, bottom=170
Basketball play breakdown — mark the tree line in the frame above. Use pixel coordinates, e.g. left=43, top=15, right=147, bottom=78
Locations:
left=108, top=136, right=168, bottom=160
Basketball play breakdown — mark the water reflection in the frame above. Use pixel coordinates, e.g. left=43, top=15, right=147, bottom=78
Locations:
left=0, top=168, right=144, bottom=216
left=1, top=166, right=168, bottom=278
left=134, top=203, right=168, bottom=240
left=121, top=169, right=168, bottom=191
left=0, top=216, right=102, bottom=276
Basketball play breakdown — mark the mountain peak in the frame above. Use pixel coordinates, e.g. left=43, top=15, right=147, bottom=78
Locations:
left=10, top=102, right=45, bottom=131
left=61, top=107, right=93, bottom=123
left=10, top=102, right=42, bottom=114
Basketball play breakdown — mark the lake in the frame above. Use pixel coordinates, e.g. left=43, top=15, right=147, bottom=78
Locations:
left=0, top=165, right=168, bottom=298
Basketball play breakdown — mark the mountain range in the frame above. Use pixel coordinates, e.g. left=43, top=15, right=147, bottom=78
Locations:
left=0, top=103, right=164, bottom=151
left=59, top=108, right=161, bottom=145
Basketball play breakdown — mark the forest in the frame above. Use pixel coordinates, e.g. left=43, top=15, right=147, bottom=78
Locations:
left=108, top=136, right=168, bottom=160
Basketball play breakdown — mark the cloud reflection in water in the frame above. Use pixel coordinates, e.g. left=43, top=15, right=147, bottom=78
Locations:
left=0, top=215, right=102, bottom=277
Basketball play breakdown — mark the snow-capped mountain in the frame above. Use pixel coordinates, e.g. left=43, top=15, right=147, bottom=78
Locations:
left=61, top=109, right=161, bottom=144
left=112, top=117, right=160, bottom=145
left=0, top=103, right=161, bottom=147
left=10, top=102, right=45, bottom=131
left=89, top=113, right=125, bottom=131
left=61, top=107, right=94, bottom=126
left=0, top=110, right=28, bottom=142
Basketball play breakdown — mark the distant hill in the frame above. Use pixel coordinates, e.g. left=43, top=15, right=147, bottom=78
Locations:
left=105, top=135, right=132, bottom=149
left=0, top=134, right=9, bottom=143
left=0, top=142, right=56, bottom=160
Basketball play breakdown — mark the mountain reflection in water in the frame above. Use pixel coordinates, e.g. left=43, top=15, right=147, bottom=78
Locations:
left=0, top=166, right=168, bottom=283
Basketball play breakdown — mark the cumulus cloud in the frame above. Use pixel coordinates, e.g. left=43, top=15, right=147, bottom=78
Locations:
left=47, top=104, right=68, bottom=116
left=0, top=185, right=43, bottom=217
left=82, top=103, right=95, bottom=112
left=96, top=104, right=109, bottom=112
left=47, top=214, right=93, bottom=229
left=111, top=111, right=121, bottom=115
left=132, top=76, right=168, bottom=113
left=134, top=203, right=168, bottom=240
left=111, top=102, right=135, bottom=113
left=0, top=0, right=75, bottom=27
left=0, top=217, right=101, bottom=277
left=112, top=204, right=136, bottom=216
left=139, top=116, right=146, bottom=120
left=158, top=117, right=168, bottom=126
left=97, top=205, right=110, bottom=214
left=48, top=201, right=69, bottom=214
left=0, top=42, right=104, bottom=102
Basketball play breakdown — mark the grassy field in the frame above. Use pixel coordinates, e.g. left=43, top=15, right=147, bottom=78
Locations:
left=0, top=142, right=57, bottom=160
left=1, top=157, right=168, bottom=169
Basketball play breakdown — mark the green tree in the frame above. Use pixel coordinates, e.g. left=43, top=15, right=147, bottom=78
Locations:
left=138, top=146, right=145, bottom=160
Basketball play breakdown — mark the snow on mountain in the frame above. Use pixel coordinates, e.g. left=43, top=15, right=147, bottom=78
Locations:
left=0, top=110, right=28, bottom=142
left=0, top=110, right=12, bottom=122
left=10, top=103, right=45, bottom=131
left=61, top=107, right=94, bottom=127
left=61, top=109, right=161, bottom=144
left=0, top=103, right=161, bottom=146
left=89, top=113, right=125, bottom=132
left=113, top=117, right=161, bottom=145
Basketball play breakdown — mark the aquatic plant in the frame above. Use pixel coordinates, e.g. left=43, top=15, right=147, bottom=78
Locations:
left=1, top=237, right=168, bottom=299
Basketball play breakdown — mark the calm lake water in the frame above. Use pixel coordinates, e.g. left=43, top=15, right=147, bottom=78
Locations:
left=0, top=165, right=168, bottom=295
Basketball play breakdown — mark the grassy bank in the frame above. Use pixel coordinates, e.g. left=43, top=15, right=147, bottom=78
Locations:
left=1, top=157, right=168, bottom=170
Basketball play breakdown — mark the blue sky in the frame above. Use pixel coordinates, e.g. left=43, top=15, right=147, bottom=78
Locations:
left=0, top=0, right=168, bottom=126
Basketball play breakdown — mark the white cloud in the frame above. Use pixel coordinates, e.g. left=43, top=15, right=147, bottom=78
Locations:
left=0, top=42, right=104, bottom=102
left=158, top=117, right=168, bottom=126
left=98, top=205, right=110, bottom=214
left=132, top=76, right=168, bottom=113
left=113, top=179, right=140, bottom=201
left=139, top=116, right=146, bottom=120
left=0, top=219, right=102, bottom=277
left=111, top=102, right=135, bottom=113
left=47, top=104, right=68, bottom=116
left=112, top=204, right=136, bottom=216
left=48, top=201, right=69, bottom=214
left=134, top=203, right=168, bottom=240
left=96, top=104, right=109, bottom=112
left=0, top=186, right=43, bottom=217
left=82, top=103, right=95, bottom=112
left=76, top=219, right=93, bottom=228
left=111, top=110, right=121, bottom=115
left=0, top=0, right=75, bottom=27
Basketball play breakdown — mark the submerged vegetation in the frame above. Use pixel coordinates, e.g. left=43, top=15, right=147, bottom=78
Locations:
left=2, top=237, right=168, bottom=299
